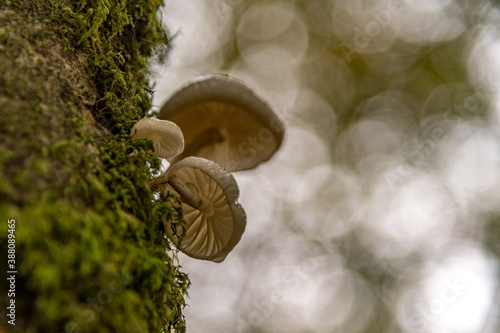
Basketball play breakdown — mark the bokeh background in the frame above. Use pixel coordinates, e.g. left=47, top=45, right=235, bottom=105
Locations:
left=151, top=1, right=500, bottom=332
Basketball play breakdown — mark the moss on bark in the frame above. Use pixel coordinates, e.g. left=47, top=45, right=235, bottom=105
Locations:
left=0, top=0, right=189, bottom=332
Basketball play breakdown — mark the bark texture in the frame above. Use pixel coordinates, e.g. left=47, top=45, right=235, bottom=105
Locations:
left=0, top=1, right=188, bottom=332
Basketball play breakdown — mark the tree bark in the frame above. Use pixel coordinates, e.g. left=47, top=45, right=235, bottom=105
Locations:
left=0, top=1, right=188, bottom=332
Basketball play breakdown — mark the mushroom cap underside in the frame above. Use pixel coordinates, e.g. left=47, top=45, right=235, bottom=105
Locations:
left=162, top=157, right=247, bottom=262
left=157, top=74, right=285, bottom=171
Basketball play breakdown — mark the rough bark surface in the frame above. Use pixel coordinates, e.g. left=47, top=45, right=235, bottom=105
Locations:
left=0, top=1, right=188, bottom=332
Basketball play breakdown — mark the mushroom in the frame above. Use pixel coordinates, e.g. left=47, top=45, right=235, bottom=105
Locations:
left=154, top=157, right=247, bottom=263
left=130, top=117, right=184, bottom=159
left=157, top=74, right=285, bottom=172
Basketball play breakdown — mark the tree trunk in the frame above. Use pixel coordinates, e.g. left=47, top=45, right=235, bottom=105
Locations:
left=0, top=1, right=188, bottom=332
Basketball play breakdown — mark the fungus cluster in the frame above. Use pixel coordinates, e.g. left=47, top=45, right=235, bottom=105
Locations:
left=131, top=74, right=285, bottom=262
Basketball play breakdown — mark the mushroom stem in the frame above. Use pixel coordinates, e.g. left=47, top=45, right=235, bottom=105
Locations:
left=167, top=176, right=203, bottom=208
left=181, top=127, right=224, bottom=159
left=149, top=174, right=169, bottom=188
left=149, top=174, right=206, bottom=208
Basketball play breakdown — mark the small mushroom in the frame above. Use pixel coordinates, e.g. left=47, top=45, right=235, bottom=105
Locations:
left=157, top=74, right=285, bottom=172
left=156, top=157, right=246, bottom=263
left=130, top=117, right=184, bottom=159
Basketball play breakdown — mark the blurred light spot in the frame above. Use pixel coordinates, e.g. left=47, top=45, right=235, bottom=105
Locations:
left=396, top=242, right=499, bottom=333
left=421, top=83, right=480, bottom=119
left=297, top=55, right=355, bottom=115
left=335, top=118, right=404, bottom=178
left=238, top=235, right=372, bottom=333
left=435, top=121, right=500, bottom=212
left=153, top=1, right=500, bottom=332
left=186, top=286, right=239, bottom=330
left=238, top=2, right=295, bottom=41
left=362, top=42, right=421, bottom=76
left=394, top=0, right=465, bottom=44
left=289, top=89, right=338, bottom=140
left=182, top=255, right=246, bottom=332
left=160, top=0, right=231, bottom=67
left=233, top=171, right=280, bottom=239
left=237, top=2, right=309, bottom=69
left=467, top=14, right=500, bottom=90
left=304, top=1, right=333, bottom=37
left=230, top=63, right=300, bottom=116
left=263, top=126, right=330, bottom=202
left=287, top=270, right=373, bottom=333
left=360, top=174, right=457, bottom=259
left=356, top=91, right=418, bottom=131
left=288, top=164, right=362, bottom=240
left=153, top=0, right=234, bottom=105
left=332, top=1, right=400, bottom=55
left=466, top=15, right=500, bottom=131
left=334, top=91, right=420, bottom=179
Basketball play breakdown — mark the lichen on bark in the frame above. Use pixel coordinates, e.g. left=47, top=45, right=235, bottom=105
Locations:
left=0, top=0, right=189, bottom=332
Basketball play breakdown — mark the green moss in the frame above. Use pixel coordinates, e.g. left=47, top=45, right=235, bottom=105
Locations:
left=0, top=0, right=188, bottom=332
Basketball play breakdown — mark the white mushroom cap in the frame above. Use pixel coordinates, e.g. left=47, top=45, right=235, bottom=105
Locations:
left=131, top=117, right=184, bottom=159
left=162, top=157, right=246, bottom=263
left=157, top=74, right=285, bottom=172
